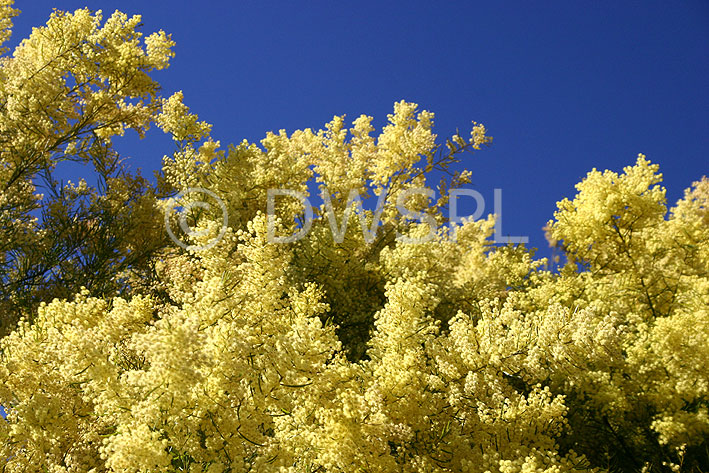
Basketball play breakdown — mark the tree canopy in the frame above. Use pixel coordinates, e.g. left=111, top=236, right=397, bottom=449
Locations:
left=1, top=5, right=707, bottom=473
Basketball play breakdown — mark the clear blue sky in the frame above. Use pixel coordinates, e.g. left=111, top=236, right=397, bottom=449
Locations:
left=7, top=0, right=709, bottom=256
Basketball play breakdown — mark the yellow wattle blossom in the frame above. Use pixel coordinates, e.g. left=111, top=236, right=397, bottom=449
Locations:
left=1, top=4, right=707, bottom=473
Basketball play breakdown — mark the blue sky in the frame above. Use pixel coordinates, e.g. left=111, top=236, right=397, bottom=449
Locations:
left=7, top=0, right=709, bottom=257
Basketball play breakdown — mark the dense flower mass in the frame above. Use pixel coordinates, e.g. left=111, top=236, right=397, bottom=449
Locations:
left=0, top=4, right=707, bottom=473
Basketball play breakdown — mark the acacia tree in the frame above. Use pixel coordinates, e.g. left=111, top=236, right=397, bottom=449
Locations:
left=0, top=3, right=174, bottom=336
left=1, top=4, right=708, bottom=473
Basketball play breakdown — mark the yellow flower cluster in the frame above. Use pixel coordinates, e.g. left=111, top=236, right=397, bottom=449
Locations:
left=1, top=4, right=708, bottom=473
left=0, top=2, right=177, bottom=332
